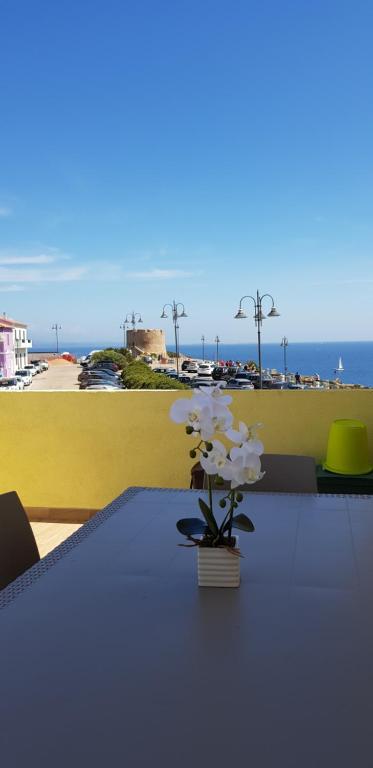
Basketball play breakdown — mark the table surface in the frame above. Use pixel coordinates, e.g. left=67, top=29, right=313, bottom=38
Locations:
left=1, top=488, right=373, bottom=768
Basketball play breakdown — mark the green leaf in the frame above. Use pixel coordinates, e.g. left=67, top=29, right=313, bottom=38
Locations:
left=231, top=513, right=255, bottom=533
left=198, top=498, right=219, bottom=537
left=176, top=518, right=208, bottom=537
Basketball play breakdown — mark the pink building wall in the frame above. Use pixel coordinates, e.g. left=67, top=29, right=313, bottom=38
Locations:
left=0, top=327, right=15, bottom=377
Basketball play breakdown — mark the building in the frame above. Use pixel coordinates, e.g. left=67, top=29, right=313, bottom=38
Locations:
left=126, top=328, right=167, bottom=358
left=0, top=316, right=16, bottom=377
left=12, top=320, right=32, bottom=370
left=0, top=314, right=32, bottom=376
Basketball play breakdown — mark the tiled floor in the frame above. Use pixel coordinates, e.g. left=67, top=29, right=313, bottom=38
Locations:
left=31, top=522, right=82, bottom=558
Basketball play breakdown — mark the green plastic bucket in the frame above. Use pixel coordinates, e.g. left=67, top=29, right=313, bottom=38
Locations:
left=323, top=419, right=373, bottom=475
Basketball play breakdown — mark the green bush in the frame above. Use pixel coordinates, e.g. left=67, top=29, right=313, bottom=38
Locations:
left=90, top=350, right=130, bottom=370
left=122, top=361, right=188, bottom=390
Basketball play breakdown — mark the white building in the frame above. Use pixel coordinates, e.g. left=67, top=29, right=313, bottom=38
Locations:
left=12, top=321, right=32, bottom=370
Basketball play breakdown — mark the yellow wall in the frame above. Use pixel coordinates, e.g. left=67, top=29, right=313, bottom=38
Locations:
left=1, top=390, right=373, bottom=509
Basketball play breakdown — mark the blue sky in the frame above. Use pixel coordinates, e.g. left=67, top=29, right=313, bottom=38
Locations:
left=1, top=0, right=373, bottom=346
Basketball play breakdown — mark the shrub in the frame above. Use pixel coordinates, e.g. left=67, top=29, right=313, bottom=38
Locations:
left=90, top=350, right=129, bottom=370
left=122, top=361, right=188, bottom=390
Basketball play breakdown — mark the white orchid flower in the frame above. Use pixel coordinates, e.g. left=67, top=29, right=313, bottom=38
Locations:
left=194, top=382, right=232, bottom=407
left=169, top=398, right=212, bottom=436
left=226, top=421, right=264, bottom=454
left=200, top=440, right=228, bottom=475
left=227, top=452, right=264, bottom=489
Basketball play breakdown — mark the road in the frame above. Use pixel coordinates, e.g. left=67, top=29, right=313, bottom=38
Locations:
left=28, top=360, right=79, bottom=390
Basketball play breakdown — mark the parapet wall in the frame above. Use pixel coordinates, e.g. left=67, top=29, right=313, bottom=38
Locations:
left=127, top=328, right=166, bottom=357
left=1, top=390, right=372, bottom=510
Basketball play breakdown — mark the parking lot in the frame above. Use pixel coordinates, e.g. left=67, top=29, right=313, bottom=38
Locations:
left=28, top=360, right=80, bottom=390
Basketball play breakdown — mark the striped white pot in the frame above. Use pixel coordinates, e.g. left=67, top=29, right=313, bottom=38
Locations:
left=198, top=537, right=240, bottom=588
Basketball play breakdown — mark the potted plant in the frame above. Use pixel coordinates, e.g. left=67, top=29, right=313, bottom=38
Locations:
left=170, top=383, right=264, bottom=587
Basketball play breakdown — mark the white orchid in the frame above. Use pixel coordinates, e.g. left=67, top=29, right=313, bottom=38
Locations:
left=227, top=451, right=264, bottom=489
left=169, top=397, right=213, bottom=438
left=200, top=440, right=228, bottom=476
left=194, top=382, right=232, bottom=407
left=226, top=421, right=264, bottom=454
left=171, top=386, right=261, bottom=548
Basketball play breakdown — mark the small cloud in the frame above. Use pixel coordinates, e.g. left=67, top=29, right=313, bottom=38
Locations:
left=0, top=284, right=24, bottom=292
left=0, top=206, right=12, bottom=218
left=126, top=269, right=199, bottom=280
left=0, top=254, right=57, bottom=265
left=0, top=247, right=84, bottom=284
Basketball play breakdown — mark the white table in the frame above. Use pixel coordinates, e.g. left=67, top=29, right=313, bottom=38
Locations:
left=1, top=488, right=373, bottom=767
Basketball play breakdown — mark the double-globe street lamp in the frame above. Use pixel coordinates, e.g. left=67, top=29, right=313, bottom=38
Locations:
left=215, top=335, right=220, bottom=363
left=201, top=335, right=205, bottom=361
left=280, top=336, right=288, bottom=378
left=235, top=290, right=280, bottom=389
left=123, top=311, right=143, bottom=355
left=161, top=300, right=187, bottom=376
left=51, top=323, right=62, bottom=354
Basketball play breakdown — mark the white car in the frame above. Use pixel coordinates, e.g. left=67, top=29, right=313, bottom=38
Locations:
left=15, top=376, right=25, bottom=390
left=186, top=361, right=199, bottom=373
left=197, top=363, right=214, bottom=376
left=24, top=364, right=38, bottom=376
left=15, top=370, right=33, bottom=386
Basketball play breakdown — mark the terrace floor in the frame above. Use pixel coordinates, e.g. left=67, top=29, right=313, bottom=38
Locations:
left=31, top=522, right=82, bottom=558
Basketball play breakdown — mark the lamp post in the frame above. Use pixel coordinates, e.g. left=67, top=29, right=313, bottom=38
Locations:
left=215, top=335, right=220, bottom=363
left=235, top=290, right=280, bottom=389
left=120, top=322, right=127, bottom=349
left=280, top=336, right=288, bottom=378
left=51, top=323, right=61, bottom=354
left=124, top=311, right=143, bottom=355
left=201, top=334, right=205, bottom=361
left=160, top=300, right=187, bottom=376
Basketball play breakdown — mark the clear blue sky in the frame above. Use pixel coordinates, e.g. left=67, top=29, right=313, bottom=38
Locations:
left=1, top=0, right=373, bottom=346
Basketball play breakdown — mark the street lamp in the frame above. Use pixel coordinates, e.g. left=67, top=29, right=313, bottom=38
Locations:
left=235, top=290, right=280, bottom=389
left=160, top=300, right=187, bottom=376
left=201, top=334, right=205, bottom=361
left=215, top=335, right=220, bottom=363
left=51, top=323, right=62, bottom=354
left=280, top=336, right=288, bottom=378
left=124, top=311, right=143, bottom=355
left=120, top=322, right=127, bottom=349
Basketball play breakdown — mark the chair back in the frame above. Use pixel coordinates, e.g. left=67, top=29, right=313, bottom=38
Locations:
left=202, top=454, right=317, bottom=493
left=0, top=491, right=40, bottom=590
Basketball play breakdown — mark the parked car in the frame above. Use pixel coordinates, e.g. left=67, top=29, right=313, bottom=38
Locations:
left=0, top=377, right=20, bottom=391
left=197, top=363, right=214, bottom=376
left=190, top=377, right=217, bottom=389
left=84, top=383, right=125, bottom=390
left=15, top=376, right=25, bottom=390
left=153, top=367, right=172, bottom=374
left=80, top=377, right=123, bottom=389
left=186, top=361, right=199, bottom=373
left=24, top=364, right=39, bottom=376
left=225, top=378, right=254, bottom=390
left=15, top=369, right=32, bottom=386
left=212, top=366, right=228, bottom=381
left=86, top=361, right=119, bottom=372
left=31, top=360, right=47, bottom=372
left=78, top=369, right=119, bottom=382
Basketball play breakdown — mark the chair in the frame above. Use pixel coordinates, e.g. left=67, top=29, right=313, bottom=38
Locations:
left=194, top=454, right=317, bottom=494
left=0, top=491, right=40, bottom=590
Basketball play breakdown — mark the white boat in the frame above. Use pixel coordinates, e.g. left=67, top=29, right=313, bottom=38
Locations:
left=334, top=356, right=344, bottom=374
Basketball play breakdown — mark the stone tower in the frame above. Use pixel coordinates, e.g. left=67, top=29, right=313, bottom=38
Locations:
left=126, top=328, right=167, bottom=358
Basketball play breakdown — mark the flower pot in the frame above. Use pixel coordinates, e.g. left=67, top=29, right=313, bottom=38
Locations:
left=198, top=537, right=240, bottom=588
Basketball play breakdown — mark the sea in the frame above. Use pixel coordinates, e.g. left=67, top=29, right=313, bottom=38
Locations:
left=32, top=340, right=373, bottom=387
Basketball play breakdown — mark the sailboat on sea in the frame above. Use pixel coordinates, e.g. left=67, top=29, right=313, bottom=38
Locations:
left=334, top=356, right=344, bottom=375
